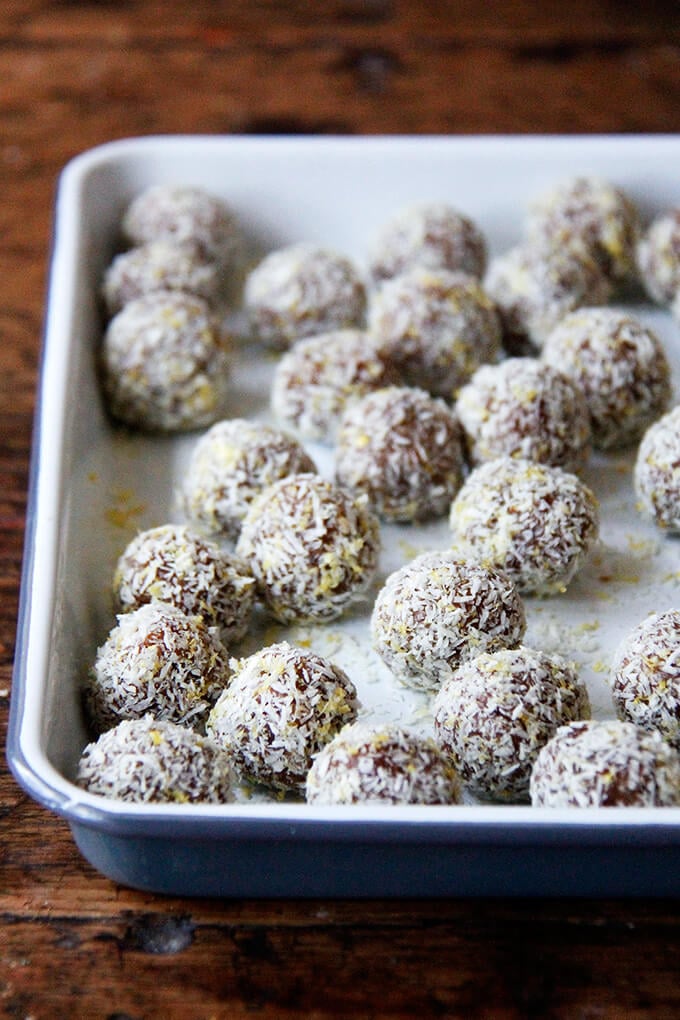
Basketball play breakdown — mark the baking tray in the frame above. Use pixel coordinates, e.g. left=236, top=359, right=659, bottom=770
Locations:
left=9, top=134, right=680, bottom=897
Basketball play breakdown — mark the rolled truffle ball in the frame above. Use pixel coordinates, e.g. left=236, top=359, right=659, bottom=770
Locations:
left=306, top=722, right=461, bottom=805
left=181, top=418, right=317, bottom=540
left=455, top=357, right=591, bottom=471
left=611, top=609, right=680, bottom=749
left=368, top=267, right=501, bottom=400
left=526, top=176, right=641, bottom=285
left=100, top=291, right=231, bottom=433
left=244, top=243, right=366, bottom=350
left=113, top=523, right=256, bottom=645
left=121, top=184, right=243, bottom=270
left=371, top=552, right=526, bottom=693
left=542, top=308, right=671, bottom=450
left=637, top=209, right=680, bottom=305
left=335, top=386, right=465, bottom=523
left=449, top=457, right=599, bottom=595
left=485, top=240, right=612, bottom=354
left=84, top=602, right=231, bottom=733
left=270, top=329, right=398, bottom=442
left=235, top=473, right=380, bottom=624
left=433, top=646, right=590, bottom=802
left=101, top=241, right=222, bottom=318
left=206, top=641, right=359, bottom=792
left=634, top=406, right=680, bottom=532
left=530, top=719, right=680, bottom=808
left=368, top=201, right=487, bottom=284
left=76, top=715, right=235, bottom=804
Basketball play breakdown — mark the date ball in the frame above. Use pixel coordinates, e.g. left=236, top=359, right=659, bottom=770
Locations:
left=526, top=176, right=640, bottom=285
left=121, top=184, right=243, bottom=270
left=634, top=406, right=680, bottom=532
left=270, top=329, right=398, bottom=442
left=244, top=243, right=366, bottom=350
left=611, top=609, right=680, bottom=749
left=530, top=719, right=680, bottom=808
left=335, top=386, right=465, bottom=523
left=306, top=722, right=461, bottom=805
left=235, top=473, right=380, bottom=624
left=76, top=715, right=235, bottom=804
left=206, top=641, right=359, bottom=792
left=100, top=291, right=231, bottom=433
left=637, top=209, right=680, bottom=305
left=368, top=267, right=501, bottom=400
left=181, top=418, right=317, bottom=540
left=101, top=241, right=222, bottom=318
left=455, top=357, right=591, bottom=471
left=542, top=307, right=671, bottom=450
left=485, top=240, right=612, bottom=354
left=433, top=646, right=590, bottom=802
left=371, top=552, right=526, bottom=693
left=368, top=201, right=487, bottom=284
left=449, top=457, right=599, bottom=595
left=114, top=523, right=256, bottom=645
left=84, top=602, right=231, bottom=733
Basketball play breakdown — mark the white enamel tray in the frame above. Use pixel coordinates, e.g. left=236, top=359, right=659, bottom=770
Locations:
left=9, top=134, right=680, bottom=896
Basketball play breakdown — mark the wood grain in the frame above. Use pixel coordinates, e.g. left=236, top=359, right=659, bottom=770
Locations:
left=3, top=2, right=680, bottom=1016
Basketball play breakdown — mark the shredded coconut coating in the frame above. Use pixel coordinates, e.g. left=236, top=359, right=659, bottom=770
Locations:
left=121, top=184, right=243, bottom=270
left=335, top=386, right=465, bottom=523
left=206, top=641, right=359, bottom=792
left=235, top=473, right=380, bottom=624
left=368, top=267, right=501, bottom=400
left=637, top=209, right=680, bottom=305
left=371, top=552, right=526, bottom=693
left=611, top=609, right=680, bottom=749
left=433, top=645, right=591, bottom=802
left=456, top=357, right=591, bottom=472
left=76, top=715, right=235, bottom=804
left=530, top=719, right=680, bottom=807
left=114, top=523, right=256, bottom=645
left=526, top=176, right=641, bottom=285
left=306, top=721, right=461, bottom=805
left=368, top=202, right=488, bottom=284
left=244, top=244, right=367, bottom=350
left=100, top=291, right=231, bottom=433
left=449, top=456, right=599, bottom=596
left=634, top=405, right=680, bottom=532
left=541, top=307, right=672, bottom=450
left=181, top=418, right=317, bottom=540
left=101, top=241, right=222, bottom=317
left=85, top=602, right=231, bottom=733
left=485, top=240, right=612, bottom=354
left=270, top=329, right=399, bottom=442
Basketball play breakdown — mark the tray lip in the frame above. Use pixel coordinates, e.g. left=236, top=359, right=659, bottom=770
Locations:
left=9, top=131, right=680, bottom=847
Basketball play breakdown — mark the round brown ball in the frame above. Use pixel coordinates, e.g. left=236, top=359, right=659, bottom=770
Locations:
left=306, top=722, right=461, bottom=805
left=335, top=386, right=465, bottom=522
left=541, top=307, right=671, bottom=450
left=433, top=646, right=590, bottom=802
left=235, top=473, right=380, bottom=624
left=530, top=719, right=680, bottom=807
left=368, top=267, right=501, bottom=400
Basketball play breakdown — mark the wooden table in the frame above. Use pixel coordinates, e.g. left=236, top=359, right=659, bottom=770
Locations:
left=3, top=2, right=680, bottom=1015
